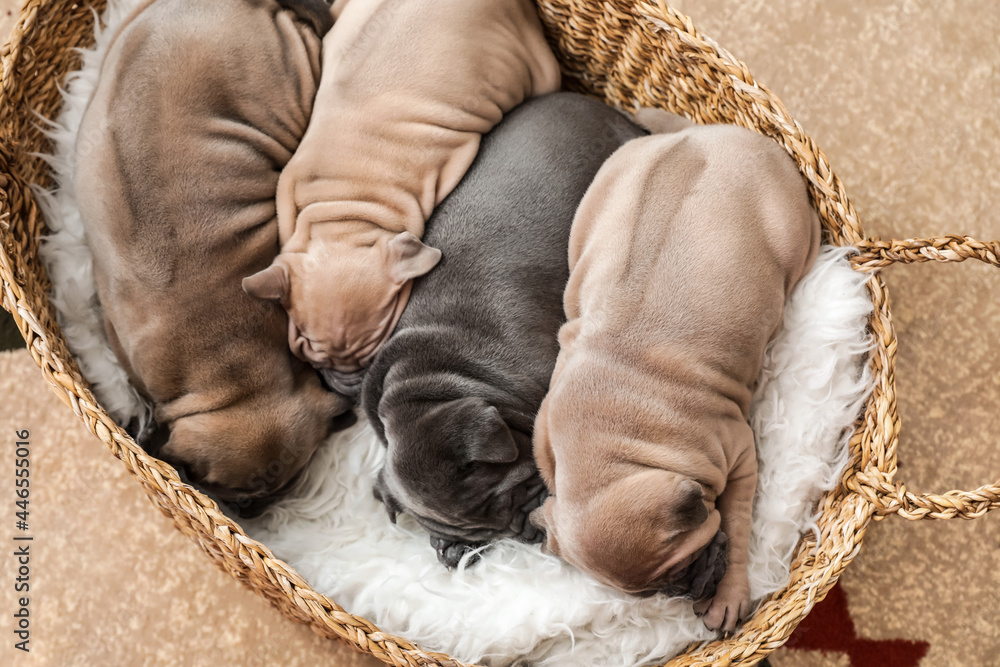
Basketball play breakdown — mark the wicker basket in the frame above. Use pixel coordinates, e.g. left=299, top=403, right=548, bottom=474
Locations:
left=2, top=0, right=999, bottom=664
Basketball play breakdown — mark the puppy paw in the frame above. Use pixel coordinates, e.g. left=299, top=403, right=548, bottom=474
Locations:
left=693, top=579, right=750, bottom=633
left=510, top=488, right=548, bottom=544
left=429, top=536, right=484, bottom=569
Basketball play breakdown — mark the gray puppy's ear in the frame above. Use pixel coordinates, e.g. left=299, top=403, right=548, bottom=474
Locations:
left=386, top=232, right=442, bottom=284
left=243, top=263, right=289, bottom=301
left=467, top=405, right=519, bottom=464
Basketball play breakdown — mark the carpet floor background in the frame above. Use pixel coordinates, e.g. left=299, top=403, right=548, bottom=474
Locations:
left=1, top=0, right=998, bottom=665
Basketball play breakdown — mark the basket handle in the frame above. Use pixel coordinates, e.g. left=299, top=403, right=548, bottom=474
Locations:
left=850, top=235, right=1000, bottom=519
left=851, top=235, right=1000, bottom=271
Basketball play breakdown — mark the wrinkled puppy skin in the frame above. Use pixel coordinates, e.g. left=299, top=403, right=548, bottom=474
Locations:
left=242, top=0, right=562, bottom=381
left=74, top=0, right=351, bottom=513
left=362, top=93, right=647, bottom=568
left=531, top=117, right=820, bottom=633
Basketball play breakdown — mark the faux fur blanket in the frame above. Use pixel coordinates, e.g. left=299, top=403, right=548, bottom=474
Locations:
left=36, top=1, right=874, bottom=664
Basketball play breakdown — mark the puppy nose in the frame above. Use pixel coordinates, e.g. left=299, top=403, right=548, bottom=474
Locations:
left=225, top=491, right=281, bottom=519
left=429, top=536, right=484, bottom=569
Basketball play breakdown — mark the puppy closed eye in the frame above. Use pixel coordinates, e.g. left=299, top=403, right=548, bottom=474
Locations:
left=225, top=485, right=257, bottom=496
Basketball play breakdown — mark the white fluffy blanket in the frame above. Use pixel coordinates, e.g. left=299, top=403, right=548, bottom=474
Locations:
left=36, top=1, right=874, bottom=664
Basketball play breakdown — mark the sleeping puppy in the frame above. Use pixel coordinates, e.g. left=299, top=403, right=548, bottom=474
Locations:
left=74, top=0, right=349, bottom=515
left=362, top=93, right=646, bottom=568
left=530, top=121, right=820, bottom=631
left=242, top=0, right=562, bottom=392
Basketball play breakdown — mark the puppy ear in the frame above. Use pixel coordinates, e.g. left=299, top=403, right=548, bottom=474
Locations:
left=628, top=107, right=693, bottom=135
left=467, top=405, right=519, bottom=464
left=243, top=263, right=289, bottom=301
left=675, top=479, right=709, bottom=528
left=530, top=499, right=561, bottom=556
left=386, top=232, right=442, bottom=284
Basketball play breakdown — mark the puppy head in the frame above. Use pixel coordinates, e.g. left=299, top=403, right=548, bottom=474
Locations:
left=158, top=371, right=350, bottom=516
left=531, top=469, right=725, bottom=599
left=374, top=396, right=543, bottom=544
left=243, top=231, right=440, bottom=372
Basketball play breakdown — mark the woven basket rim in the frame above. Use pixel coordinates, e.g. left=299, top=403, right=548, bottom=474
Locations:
left=0, top=1, right=887, bottom=664
left=7, top=0, right=993, bottom=665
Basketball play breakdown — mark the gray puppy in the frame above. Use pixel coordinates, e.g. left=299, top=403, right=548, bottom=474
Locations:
left=361, top=92, right=646, bottom=567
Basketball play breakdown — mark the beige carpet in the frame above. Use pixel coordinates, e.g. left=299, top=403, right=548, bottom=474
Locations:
left=1, top=0, right=999, bottom=665
left=0, top=351, right=379, bottom=666
left=673, top=2, right=1000, bottom=665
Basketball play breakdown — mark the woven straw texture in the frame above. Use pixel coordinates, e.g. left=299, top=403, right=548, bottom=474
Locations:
left=2, top=1, right=998, bottom=665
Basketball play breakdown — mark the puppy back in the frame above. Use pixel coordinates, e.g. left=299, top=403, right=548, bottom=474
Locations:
left=565, top=126, right=818, bottom=356
left=74, top=0, right=327, bottom=405
left=363, top=93, right=647, bottom=435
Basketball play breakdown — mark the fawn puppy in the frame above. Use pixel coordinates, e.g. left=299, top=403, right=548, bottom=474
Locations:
left=242, top=0, right=561, bottom=394
left=531, top=121, right=819, bottom=631
left=75, top=0, right=348, bottom=515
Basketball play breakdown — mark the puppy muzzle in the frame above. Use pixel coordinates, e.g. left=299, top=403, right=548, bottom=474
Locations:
left=374, top=479, right=548, bottom=568
left=436, top=475, right=547, bottom=544
left=221, top=467, right=309, bottom=519
left=662, top=530, right=728, bottom=602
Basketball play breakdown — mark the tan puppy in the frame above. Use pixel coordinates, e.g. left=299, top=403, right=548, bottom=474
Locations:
left=530, top=122, right=820, bottom=632
left=242, top=0, right=562, bottom=389
left=75, top=0, right=349, bottom=514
